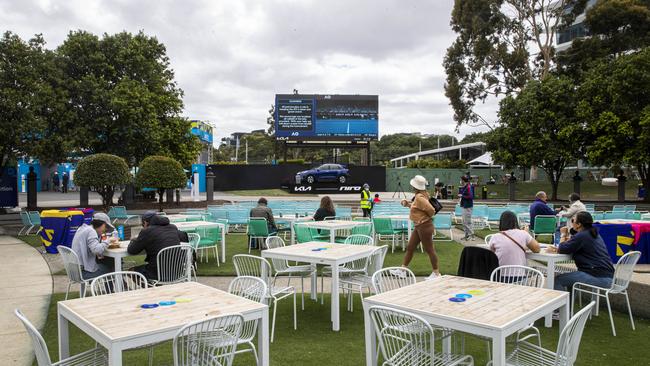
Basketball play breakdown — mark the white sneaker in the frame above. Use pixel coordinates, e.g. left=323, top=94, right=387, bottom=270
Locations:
left=426, top=272, right=440, bottom=281
left=389, top=268, right=407, bottom=279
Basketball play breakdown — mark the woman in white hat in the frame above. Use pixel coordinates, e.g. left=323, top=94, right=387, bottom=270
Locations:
left=397, top=175, right=440, bottom=279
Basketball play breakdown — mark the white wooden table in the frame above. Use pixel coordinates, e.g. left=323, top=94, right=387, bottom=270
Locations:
left=274, top=215, right=312, bottom=245
left=165, top=214, right=204, bottom=222
left=362, top=275, right=570, bottom=366
left=58, top=282, right=269, bottom=366
left=293, top=220, right=370, bottom=244
left=173, top=220, right=227, bottom=263
left=374, top=214, right=411, bottom=238
left=103, top=241, right=131, bottom=272
left=261, top=241, right=376, bottom=331
left=526, top=250, right=573, bottom=327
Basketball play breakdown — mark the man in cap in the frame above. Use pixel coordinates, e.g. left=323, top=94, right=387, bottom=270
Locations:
left=249, top=197, right=277, bottom=249
left=360, top=183, right=372, bottom=217
left=128, top=211, right=189, bottom=281
left=70, top=212, right=116, bottom=279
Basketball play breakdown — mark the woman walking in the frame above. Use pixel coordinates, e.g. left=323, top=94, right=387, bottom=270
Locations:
left=395, top=175, right=440, bottom=279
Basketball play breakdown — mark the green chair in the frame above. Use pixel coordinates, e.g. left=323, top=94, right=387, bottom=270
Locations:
left=294, top=223, right=322, bottom=243
left=247, top=218, right=270, bottom=252
left=372, top=217, right=402, bottom=253
left=335, top=222, right=373, bottom=243
left=195, top=226, right=221, bottom=265
left=532, top=215, right=557, bottom=243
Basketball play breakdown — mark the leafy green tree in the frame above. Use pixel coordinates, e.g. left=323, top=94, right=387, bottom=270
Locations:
left=0, top=32, right=44, bottom=168
left=488, top=75, right=585, bottom=200
left=57, top=30, right=198, bottom=166
left=578, top=48, right=650, bottom=201
left=135, top=155, right=187, bottom=209
left=74, top=154, right=131, bottom=211
left=444, top=0, right=587, bottom=128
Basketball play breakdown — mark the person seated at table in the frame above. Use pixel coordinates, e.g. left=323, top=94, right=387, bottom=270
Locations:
left=529, top=191, right=556, bottom=230
left=558, top=193, right=586, bottom=230
left=249, top=197, right=277, bottom=249
left=71, top=213, right=116, bottom=279
left=313, top=196, right=336, bottom=221
left=128, top=211, right=189, bottom=281
left=489, top=211, right=541, bottom=269
left=547, top=212, right=614, bottom=291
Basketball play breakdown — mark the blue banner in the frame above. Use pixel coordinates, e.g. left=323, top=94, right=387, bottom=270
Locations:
left=0, top=167, right=18, bottom=208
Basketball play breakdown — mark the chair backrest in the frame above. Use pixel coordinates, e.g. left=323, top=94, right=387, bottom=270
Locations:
left=490, top=265, right=545, bottom=288
left=344, top=234, right=374, bottom=246
left=90, top=271, right=148, bottom=296
left=533, top=215, right=557, bottom=234
left=227, top=276, right=267, bottom=342
left=248, top=218, right=269, bottom=236
left=28, top=211, right=41, bottom=225
left=14, top=309, right=53, bottom=366
left=433, top=213, right=452, bottom=229
left=233, top=254, right=273, bottom=288
left=366, top=246, right=388, bottom=276
left=369, top=306, right=434, bottom=365
left=454, top=204, right=464, bottom=216
left=173, top=313, right=244, bottom=366
left=156, top=245, right=192, bottom=285
left=604, top=211, right=627, bottom=220
left=371, top=267, right=416, bottom=294
left=294, top=223, right=314, bottom=243
left=517, top=213, right=531, bottom=226
left=20, top=211, right=32, bottom=226
left=57, top=246, right=84, bottom=282
left=197, top=225, right=221, bottom=242
left=265, top=236, right=290, bottom=272
left=351, top=222, right=373, bottom=236
left=624, top=205, right=637, bottom=212
left=555, top=301, right=596, bottom=365
left=484, top=234, right=495, bottom=246
left=186, top=233, right=200, bottom=250
left=372, top=217, right=394, bottom=235
left=611, top=251, right=641, bottom=292
left=584, top=203, right=595, bottom=212
left=612, top=205, right=626, bottom=212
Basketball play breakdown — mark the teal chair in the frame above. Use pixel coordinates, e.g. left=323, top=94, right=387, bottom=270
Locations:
left=195, top=226, right=222, bottom=265
left=433, top=213, right=453, bottom=241
left=247, top=218, right=270, bottom=252
left=372, top=217, right=402, bottom=253
left=532, top=215, right=557, bottom=243
left=294, top=223, right=316, bottom=243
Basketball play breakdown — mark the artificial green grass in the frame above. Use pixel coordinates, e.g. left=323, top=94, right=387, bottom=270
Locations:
left=36, top=292, right=650, bottom=366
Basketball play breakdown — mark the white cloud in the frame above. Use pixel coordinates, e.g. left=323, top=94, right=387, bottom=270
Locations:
left=0, top=0, right=495, bottom=143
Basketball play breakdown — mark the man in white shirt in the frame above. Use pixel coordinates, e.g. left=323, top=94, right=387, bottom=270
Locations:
left=70, top=212, right=115, bottom=279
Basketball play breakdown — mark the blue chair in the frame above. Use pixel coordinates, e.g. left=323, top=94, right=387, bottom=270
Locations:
left=18, top=211, right=34, bottom=235
left=604, top=211, right=627, bottom=220
left=612, top=205, right=626, bottom=212
left=453, top=204, right=464, bottom=224
left=487, top=207, right=507, bottom=230
left=433, top=213, right=453, bottom=241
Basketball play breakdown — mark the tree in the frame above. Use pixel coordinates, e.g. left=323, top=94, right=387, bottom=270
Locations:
left=74, top=154, right=131, bottom=211
left=488, top=75, right=585, bottom=200
left=57, top=30, right=197, bottom=166
left=0, top=32, right=44, bottom=168
left=444, top=0, right=587, bottom=128
left=577, top=48, right=650, bottom=201
left=135, top=155, right=187, bottom=210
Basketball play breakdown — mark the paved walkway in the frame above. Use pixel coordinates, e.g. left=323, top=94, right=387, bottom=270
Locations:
left=0, top=236, right=52, bottom=366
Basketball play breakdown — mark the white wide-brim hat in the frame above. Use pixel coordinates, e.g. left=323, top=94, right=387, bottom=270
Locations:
left=409, top=175, right=428, bottom=191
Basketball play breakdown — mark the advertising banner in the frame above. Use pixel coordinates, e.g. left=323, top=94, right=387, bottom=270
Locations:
left=0, top=167, right=18, bottom=208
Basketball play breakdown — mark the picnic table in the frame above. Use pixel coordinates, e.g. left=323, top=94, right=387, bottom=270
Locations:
left=57, top=282, right=269, bottom=365
left=261, top=241, right=376, bottom=331
left=362, top=275, right=569, bottom=366
left=103, top=241, right=130, bottom=272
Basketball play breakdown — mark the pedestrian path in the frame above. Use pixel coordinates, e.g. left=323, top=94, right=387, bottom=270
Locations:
left=0, top=236, right=52, bottom=366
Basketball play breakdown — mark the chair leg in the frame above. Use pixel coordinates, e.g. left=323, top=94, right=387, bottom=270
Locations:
left=148, top=345, right=154, bottom=366
left=605, top=294, right=617, bottom=336
left=79, top=283, right=86, bottom=298
left=300, top=276, right=305, bottom=310
left=293, top=292, right=297, bottom=330
left=65, top=282, right=71, bottom=300
left=624, top=292, right=636, bottom=331
left=271, top=299, right=278, bottom=343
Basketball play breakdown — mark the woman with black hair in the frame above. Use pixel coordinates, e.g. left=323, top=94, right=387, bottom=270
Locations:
left=489, top=211, right=541, bottom=267
left=547, top=211, right=614, bottom=291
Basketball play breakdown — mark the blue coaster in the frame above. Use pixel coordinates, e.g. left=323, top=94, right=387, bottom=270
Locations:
left=141, top=303, right=159, bottom=309
left=159, top=301, right=176, bottom=306
left=449, top=297, right=466, bottom=303
left=311, top=248, right=327, bottom=251
left=455, top=293, right=473, bottom=299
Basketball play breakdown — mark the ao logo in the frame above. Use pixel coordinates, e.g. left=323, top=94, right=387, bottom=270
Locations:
left=294, top=186, right=312, bottom=192
left=291, top=132, right=299, bottom=136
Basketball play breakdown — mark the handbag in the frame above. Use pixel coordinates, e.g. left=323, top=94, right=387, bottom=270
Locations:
left=429, top=196, right=443, bottom=214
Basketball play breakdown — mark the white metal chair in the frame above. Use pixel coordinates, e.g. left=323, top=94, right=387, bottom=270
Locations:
left=173, top=313, right=243, bottom=366
left=572, top=251, right=641, bottom=336
left=227, top=276, right=267, bottom=365
left=233, top=254, right=296, bottom=342
left=369, top=306, right=474, bottom=366
left=371, top=266, right=416, bottom=294
left=186, top=233, right=200, bottom=280
left=15, top=309, right=108, bottom=366
left=484, top=234, right=495, bottom=246
left=320, top=234, right=375, bottom=304
left=339, top=245, right=388, bottom=312
left=90, top=271, right=148, bottom=296
left=265, top=236, right=315, bottom=310
left=150, top=244, right=193, bottom=286
left=57, top=246, right=91, bottom=299
left=501, top=301, right=596, bottom=366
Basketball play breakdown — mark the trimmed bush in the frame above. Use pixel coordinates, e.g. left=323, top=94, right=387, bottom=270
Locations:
left=135, top=155, right=186, bottom=209
left=74, top=154, right=131, bottom=211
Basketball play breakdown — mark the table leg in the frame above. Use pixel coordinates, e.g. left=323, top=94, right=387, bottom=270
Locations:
left=363, top=303, right=375, bottom=366
left=291, top=223, right=295, bottom=245
left=544, top=261, right=556, bottom=327
left=221, top=224, right=226, bottom=263
left=492, top=334, right=506, bottom=366
left=310, top=263, right=317, bottom=301
left=330, top=230, right=336, bottom=244
left=58, top=312, right=69, bottom=360
left=331, top=265, right=340, bottom=331
left=108, top=346, right=122, bottom=366
left=258, top=308, right=270, bottom=366
left=441, top=331, right=451, bottom=355
left=114, top=256, right=122, bottom=272
left=559, top=297, right=570, bottom=331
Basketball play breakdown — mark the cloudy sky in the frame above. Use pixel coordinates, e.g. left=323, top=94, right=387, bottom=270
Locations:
left=1, top=0, right=494, bottom=143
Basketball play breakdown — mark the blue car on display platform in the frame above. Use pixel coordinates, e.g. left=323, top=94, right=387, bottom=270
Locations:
left=296, top=164, right=349, bottom=185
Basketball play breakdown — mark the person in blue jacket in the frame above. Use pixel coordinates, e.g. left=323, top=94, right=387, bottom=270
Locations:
left=458, top=176, right=474, bottom=240
left=529, top=191, right=556, bottom=230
